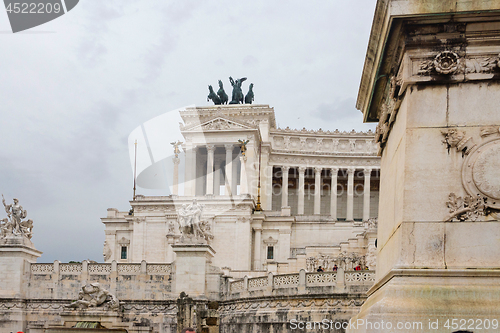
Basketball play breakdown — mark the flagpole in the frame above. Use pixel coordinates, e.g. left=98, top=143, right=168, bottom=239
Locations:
left=133, top=140, right=137, bottom=201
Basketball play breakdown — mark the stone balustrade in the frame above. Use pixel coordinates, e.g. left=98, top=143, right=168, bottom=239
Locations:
left=31, top=262, right=172, bottom=276
left=226, top=270, right=375, bottom=299
left=29, top=261, right=173, bottom=300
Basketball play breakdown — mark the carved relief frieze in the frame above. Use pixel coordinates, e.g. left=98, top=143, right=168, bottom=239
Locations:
left=418, top=52, right=500, bottom=76
left=268, top=154, right=380, bottom=168
left=121, top=302, right=176, bottom=313
left=271, top=135, right=378, bottom=156
left=273, top=127, right=375, bottom=136
left=218, top=298, right=365, bottom=314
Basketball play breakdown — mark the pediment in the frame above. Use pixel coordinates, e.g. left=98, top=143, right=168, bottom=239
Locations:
left=182, top=117, right=256, bottom=132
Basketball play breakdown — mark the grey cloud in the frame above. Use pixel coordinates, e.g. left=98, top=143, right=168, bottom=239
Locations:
left=311, top=98, right=359, bottom=122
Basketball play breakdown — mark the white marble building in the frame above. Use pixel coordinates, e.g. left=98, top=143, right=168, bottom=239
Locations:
left=102, top=104, right=380, bottom=276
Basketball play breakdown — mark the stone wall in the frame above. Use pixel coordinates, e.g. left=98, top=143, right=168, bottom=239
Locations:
left=0, top=299, right=178, bottom=333
left=219, top=294, right=366, bottom=333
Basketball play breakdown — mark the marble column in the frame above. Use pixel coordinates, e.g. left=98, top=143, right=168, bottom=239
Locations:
left=232, top=152, right=238, bottom=195
left=314, top=167, right=322, bottom=215
left=265, top=164, right=273, bottom=210
left=330, top=167, right=339, bottom=220
left=184, top=145, right=197, bottom=196
left=206, top=144, right=215, bottom=195
left=281, top=166, right=290, bottom=208
left=225, top=144, right=233, bottom=196
left=363, top=168, right=372, bottom=221
left=214, top=157, right=221, bottom=195
left=346, top=167, right=355, bottom=221
left=240, top=156, right=248, bottom=194
left=253, top=227, right=262, bottom=270
left=173, top=157, right=180, bottom=195
left=298, top=166, right=306, bottom=215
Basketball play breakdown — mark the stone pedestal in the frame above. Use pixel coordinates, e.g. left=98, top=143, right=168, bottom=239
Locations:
left=0, top=235, right=42, bottom=298
left=0, top=235, right=41, bottom=333
left=172, top=244, right=215, bottom=297
left=349, top=1, right=500, bottom=332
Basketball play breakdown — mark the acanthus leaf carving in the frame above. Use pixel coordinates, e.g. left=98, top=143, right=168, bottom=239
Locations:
left=465, top=56, right=499, bottom=74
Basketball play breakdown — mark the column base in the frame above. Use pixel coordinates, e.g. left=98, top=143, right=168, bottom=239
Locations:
left=347, top=269, right=500, bottom=333
left=0, top=235, right=42, bottom=298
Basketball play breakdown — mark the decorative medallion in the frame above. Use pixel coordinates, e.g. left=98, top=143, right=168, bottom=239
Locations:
left=463, top=138, right=500, bottom=210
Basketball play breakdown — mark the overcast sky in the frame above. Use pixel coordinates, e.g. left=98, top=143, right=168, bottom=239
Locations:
left=0, top=1, right=377, bottom=262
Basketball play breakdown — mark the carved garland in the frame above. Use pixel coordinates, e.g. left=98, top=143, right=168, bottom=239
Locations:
left=419, top=52, right=500, bottom=76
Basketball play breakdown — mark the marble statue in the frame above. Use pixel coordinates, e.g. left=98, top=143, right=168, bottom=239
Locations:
left=244, top=83, right=254, bottom=104
left=1, top=195, right=33, bottom=239
left=177, top=199, right=212, bottom=243
left=103, top=241, right=112, bottom=261
left=217, top=80, right=228, bottom=105
left=66, top=283, right=119, bottom=310
left=229, top=76, right=247, bottom=104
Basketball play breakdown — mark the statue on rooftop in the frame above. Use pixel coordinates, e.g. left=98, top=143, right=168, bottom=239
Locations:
left=244, top=83, right=254, bottom=104
left=217, top=80, right=228, bottom=105
left=238, top=139, right=249, bottom=156
left=207, top=85, right=222, bottom=105
left=229, top=76, right=247, bottom=104
left=170, top=140, right=183, bottom=158
left=1, top=195, right=33, bottom=239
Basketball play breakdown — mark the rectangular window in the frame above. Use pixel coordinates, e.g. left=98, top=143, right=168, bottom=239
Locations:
left=267, top=246, right=274, bottom=260
left=121, top=246, right=127, bottom=260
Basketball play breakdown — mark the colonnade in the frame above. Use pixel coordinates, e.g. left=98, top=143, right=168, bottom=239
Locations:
left=276, top=166, right=376, bottom=221
left=176, top=144, right=245, bottom=197
left=173, top=144, right=376, bottom=222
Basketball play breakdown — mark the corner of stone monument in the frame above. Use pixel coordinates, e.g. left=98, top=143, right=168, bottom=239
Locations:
left=349, top=1, right=500, bottom=332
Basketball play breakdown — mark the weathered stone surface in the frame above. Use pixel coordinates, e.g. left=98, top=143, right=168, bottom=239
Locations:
left=349, top=1, right=500, bottom=332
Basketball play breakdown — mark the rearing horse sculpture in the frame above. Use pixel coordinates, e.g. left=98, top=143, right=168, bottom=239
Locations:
left=207, top=85, right=221, bottom=105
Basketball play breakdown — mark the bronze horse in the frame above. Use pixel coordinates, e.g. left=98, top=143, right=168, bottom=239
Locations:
left=217, top=80, right=228, bottom=104
left=207, top=85, right=222, bottom=105
left=245, top=83, right=254, bottom=104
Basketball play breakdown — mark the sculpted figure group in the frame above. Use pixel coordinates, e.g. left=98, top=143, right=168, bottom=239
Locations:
left=177, top=199, right=213, bottom=243
left=66, top=283, right=119, bottom=311
left=1, top=195, right=33, bottom=239
left=208, top=77, right=254, bottom=105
